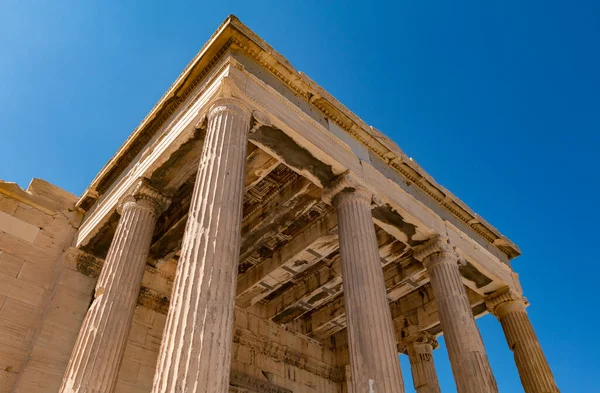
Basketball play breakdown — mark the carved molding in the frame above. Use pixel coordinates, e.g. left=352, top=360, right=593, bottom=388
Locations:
left=208, top=96, right=253, bottom=120
left=485, top=287, right=528, bottom=318
left=232, top=328, right=345, bottom=383
left=226, top=34, right=519, bottom=259
left=398, top=331, right=439, bottom=354
left=81, top=20, right=520, bottom=260
left=250, top=109, right=271, bottom=134
left=412, top=235, right=455, bottom=262
left=138, top=287, right=170, bottom=315
left=119, top=178, right=171, bottom=216
left=229, top=371, right=292, bottom=393
left=322, top=172, right=377, bottom=208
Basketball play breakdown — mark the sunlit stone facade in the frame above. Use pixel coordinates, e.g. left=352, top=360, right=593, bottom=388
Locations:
left=0, top=15, right=558, bottom=393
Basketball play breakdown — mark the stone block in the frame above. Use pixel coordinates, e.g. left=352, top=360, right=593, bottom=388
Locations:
left=18, top=261, right=57, bottom=289
left=0, top=232, right=61, bottom=268
left=0, top=342, right=27, bottom=373
left=151, top=312, right=167, bottom=331
left=0, top=298, right=34, bottom=328
left=128, top=322, right=148, bottom=346
left=133, top=306, right=156, bottom=328
left=58, top=268, right=96, bottom=296
left=234, top=343, right=252, bottom=365
left=51, top=284, right=91, bottom=317
left=35, top=324, right=79, bottom=354
left=27, top=345, right=71, bottom=375
left=0, top=369, right=18, bottom=393
left=144, top=329, right=163, bottom=352
left=0, top=195, right=19, bottom=215
left=123, top=343, right=159, bottom=367
left=0, top=272, right=44, bottom=306
left=0, top=252, right=24, bottom=278
left=42, top=218, right=77, bottom=245
left=14, top=367, right=62, bottom=393
left=117, top=359, right=140, bottom=384
left=137, top=364, right=156, bottom=388
left=255, top=353, right=285, bottom=377
left=114, top=380, right=149, bottom=393
left=43, top=303, right=87, bottom=334
left=234, top=307, right=249, bottom=330
left=12, top=204, right=53, bottom=229
left=0, top=212, right=39, bottom=243
left=33, top=230, right=66, bottom=253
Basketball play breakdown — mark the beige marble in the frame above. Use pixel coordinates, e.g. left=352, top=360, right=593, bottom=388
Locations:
left=60, top=180, right=169, bottom=393
left=151, top=98, right=252, bottom=393
left=487, top=289, right=560, bottom=393
left=400, top=333, right=441, bottom=393
left=414, top=236, right=498, bottom=393
left=0, top=16, right=564, bottom=393
left=326, top=174, right=405, bottom=393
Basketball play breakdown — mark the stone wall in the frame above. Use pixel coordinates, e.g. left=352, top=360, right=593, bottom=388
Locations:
left=115, top=307, right=165, bottom=393
left=114, top=306, right=343, bottom=393
left=0, top=179, right=87, bottom=393
left=0, top=179, right=342, bottom=393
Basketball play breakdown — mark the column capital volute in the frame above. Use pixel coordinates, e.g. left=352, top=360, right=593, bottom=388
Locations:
left=119, top=178, right=171, bottom=216
left=413, top=235, right=463, bottom=269
left=485, top=287, right=528, bottom=318
left=208, top=97, right=252, bottom=120
left=322, top=172, right=379, bottom=208
left=249, top=109, right=271, bottom=134
left=398, top=331, right=439, bottom=354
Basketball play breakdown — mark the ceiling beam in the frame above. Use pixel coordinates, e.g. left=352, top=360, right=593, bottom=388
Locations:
left=148, top=147, right=281, bottom=262
left=267, top=255, right=343, bottom=324
left=292, top=258, right=428, bottom=340
left=236, top=213, right=338, bottom=308
left=265, top=228, right=412, bottom=325
left=240, top=177, right=319, bottom=262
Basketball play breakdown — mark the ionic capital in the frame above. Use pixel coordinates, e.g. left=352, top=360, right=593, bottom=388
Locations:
left=398, top=331, right=439, bottom=354
left=485, top=288, right=528, bottom=318
left=208, top=97, right=252, bottom=121
left=250, top=109, right=271, bottom=134
left=322, top=172, right=378, bottom=208
left=413, top=235, right=461, bottom=269
left=119, top=179, right=171, bottom=216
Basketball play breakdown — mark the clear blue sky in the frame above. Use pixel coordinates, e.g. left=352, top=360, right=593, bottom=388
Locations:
left=1, top=1, right=598, bottom=392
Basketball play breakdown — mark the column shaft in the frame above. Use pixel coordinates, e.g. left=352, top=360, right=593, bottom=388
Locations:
left=405, top=339, right=441, bottom=393
left=491, top=295, right=560, bottom=393
left=151, top=98, right=251, bottom=393
left=60, top=183, right=166, bottom=393
left=335, top=188, right=405, bottom=393
left=419, top=241, right=498, bottom=393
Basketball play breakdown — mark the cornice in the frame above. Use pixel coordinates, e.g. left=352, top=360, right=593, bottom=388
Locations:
left=77, top=14, right=520, bottom=261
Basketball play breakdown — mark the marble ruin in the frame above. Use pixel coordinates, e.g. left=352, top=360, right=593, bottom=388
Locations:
left=0, top=15, right=559, bottom=393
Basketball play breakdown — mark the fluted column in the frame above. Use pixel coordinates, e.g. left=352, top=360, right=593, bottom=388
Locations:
left=151, top=98, right=252, bottom=393
left=60, top=180, right=169, bottom=393
left=487, top=289, right=560, bottom=393
left=325, top=174, right=405, bottom=393
left=400, top=333, right=441, bottom=393
left=414, top=236, right=498, bottom=393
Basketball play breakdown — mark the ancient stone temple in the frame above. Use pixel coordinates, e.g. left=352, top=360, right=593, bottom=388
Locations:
left=0, top=15, right=559, bottom=393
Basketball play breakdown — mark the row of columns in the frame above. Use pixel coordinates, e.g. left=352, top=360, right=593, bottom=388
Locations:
left=59, top=97, right=559, bottom=393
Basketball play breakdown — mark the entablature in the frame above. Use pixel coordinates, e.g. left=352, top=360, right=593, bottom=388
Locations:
left=76, top=15, right=519, bottom=263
